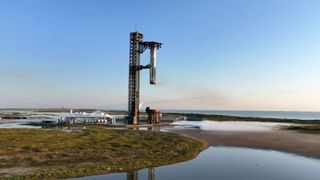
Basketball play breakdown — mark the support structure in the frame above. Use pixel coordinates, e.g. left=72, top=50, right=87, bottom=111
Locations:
left=146, top=107, right=160, bottom=124
left=128, top=32, right=162, bottom=125
left=128, top=32, right=143, bottom=125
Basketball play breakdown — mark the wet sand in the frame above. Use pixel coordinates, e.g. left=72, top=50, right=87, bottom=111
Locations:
left=172, top=128, right=320, bottom=159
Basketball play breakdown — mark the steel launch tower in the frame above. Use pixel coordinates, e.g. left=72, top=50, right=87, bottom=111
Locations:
left=128, top=32, right=162, bottom=125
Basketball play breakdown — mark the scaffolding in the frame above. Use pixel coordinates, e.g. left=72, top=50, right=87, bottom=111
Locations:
left=127, top=32, right=162, bottom=125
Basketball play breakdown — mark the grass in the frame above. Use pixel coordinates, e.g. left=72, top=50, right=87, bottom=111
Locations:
left=0, top=128, right=204, bottom=179
left=0, top=112, right=27, bottom=119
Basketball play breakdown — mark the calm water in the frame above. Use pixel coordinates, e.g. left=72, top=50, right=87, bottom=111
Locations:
left=0, top=120, right=41, bottom=128
left=163, top=110, right=320, bottom=120
left=72, top=146, right=320, bottom=180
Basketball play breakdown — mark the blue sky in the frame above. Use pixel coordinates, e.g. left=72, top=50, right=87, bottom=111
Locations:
left=0, top=0, right=320, bottom=111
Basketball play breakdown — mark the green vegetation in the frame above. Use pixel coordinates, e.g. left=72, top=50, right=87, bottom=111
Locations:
left=0, top=128, right=204, bottom=179
left=0, top=112, right=27, bottom=119
left=284, top=125, right=320, bottom=134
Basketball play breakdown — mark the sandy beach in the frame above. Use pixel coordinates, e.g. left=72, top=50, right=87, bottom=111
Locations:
left=171, top=121, right=320, bottom=159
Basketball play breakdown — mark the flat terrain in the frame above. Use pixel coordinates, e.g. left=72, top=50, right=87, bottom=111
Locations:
left=172, top=128, right=320, bottom=159
left=0, top=128, right=204, bottom=179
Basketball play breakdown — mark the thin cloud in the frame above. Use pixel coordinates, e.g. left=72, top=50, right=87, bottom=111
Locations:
left=0, top=68, right=37, bottom=79
left=142, top=86, right=231, bottom=109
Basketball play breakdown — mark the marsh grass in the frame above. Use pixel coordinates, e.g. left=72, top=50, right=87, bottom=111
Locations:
left=0, top=128, right=203, bottom=179
left=284, top=125, right=320, bottom=134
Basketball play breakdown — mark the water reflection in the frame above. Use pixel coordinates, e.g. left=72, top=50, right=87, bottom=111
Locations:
left=126, top=168, right=155, bottom=180
left=73, top=146, right=320, bottom=180
left=147, top=168, right=155, bottom=180
left=126, top=171, right=138, bottom=180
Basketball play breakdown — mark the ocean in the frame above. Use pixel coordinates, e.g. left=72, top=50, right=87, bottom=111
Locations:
left=162, top=110, right=320, bottom=120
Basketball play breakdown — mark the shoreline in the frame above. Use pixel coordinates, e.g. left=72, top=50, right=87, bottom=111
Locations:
left=171, top=128, right=320, bottom=159
left=2, top=109, right=320, bottom=123
left=163, top=112, right=320, bottom=124
left=0, top=129, right=204, bottom=179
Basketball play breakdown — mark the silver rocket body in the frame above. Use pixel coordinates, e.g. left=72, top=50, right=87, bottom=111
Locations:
left=149, top=45, right=157, bottom=84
